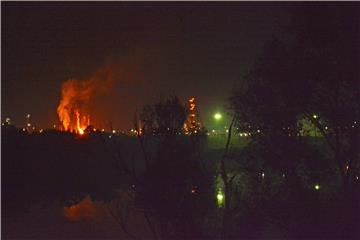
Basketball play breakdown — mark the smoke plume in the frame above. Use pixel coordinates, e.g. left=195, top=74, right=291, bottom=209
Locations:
left=57, top=65, right=114, bottom=133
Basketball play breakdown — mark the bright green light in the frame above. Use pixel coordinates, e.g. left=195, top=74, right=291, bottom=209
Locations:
left=217, top=190, right=224, bottom=206
left=214, top=113, right=222, bottom=120
left=314, top=184, right=320, bottom=190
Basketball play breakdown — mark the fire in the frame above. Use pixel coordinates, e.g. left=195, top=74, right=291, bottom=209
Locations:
left=75, top=109, right=87, bottom=135
left=57, top=65, right=114, bottom=134
left=57, top=79, right=93, bottom=134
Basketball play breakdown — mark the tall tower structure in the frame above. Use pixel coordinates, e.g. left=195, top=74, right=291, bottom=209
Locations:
left=183, top=97, right=202, bottom=134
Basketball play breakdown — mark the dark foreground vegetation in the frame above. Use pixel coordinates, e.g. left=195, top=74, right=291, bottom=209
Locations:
left=2, top=119, right=359, bottom=239
left=2, top=3, right=360, bottom=240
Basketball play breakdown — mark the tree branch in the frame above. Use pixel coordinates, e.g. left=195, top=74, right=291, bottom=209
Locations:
left=107, top=205, right=138, bottom=240
left=143, top=211, right=158, bottom=240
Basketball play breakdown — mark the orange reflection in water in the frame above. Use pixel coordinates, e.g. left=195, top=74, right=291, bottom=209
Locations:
left=64, top=195, right=97, bottom=221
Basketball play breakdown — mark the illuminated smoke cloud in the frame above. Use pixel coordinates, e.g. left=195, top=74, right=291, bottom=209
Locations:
left=57, top=65, right=114, bottom=134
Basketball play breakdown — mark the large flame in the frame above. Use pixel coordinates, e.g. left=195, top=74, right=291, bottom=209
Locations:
left=57, top=66, right=114, bottom=134
left=57, top=79, right=93, bottom=134
left=75, top=109, right=88, bottom=135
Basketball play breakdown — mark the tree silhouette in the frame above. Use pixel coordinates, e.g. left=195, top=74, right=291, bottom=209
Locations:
left=132, top=95, right=213, bottom=239
left=230, top=4, right=360, bottom=238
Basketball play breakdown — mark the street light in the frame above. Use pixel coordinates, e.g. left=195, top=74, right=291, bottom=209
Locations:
left=217, top=189, right=224, bottom=207
left=214, top=113, right=222, bottom=120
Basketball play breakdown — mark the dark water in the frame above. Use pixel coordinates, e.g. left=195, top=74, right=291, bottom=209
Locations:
left=3, top=196, right=152, bottom=239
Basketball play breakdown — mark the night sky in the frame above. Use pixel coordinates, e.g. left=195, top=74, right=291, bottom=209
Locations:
left=2, top=2, right=289, bottom=131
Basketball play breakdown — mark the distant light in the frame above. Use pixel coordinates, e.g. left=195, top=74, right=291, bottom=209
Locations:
left=27, top=123, right=31, bottom=127
left=39, top=129, right=43, bottom=133
left=194, top=130, right=197, bottom=133
left=239, top=133, right=243, bottom=137
left=217, top=190, right=224, bottom=206
left=313, top=114, right=318, bottom=119
left=257, top=129, right=261, bottom=133
left=214, top=113, right=222, bottom=120
left=226, top=129, right=229, bottom=133
left=26, top=114, right=31, bottom=118
left=191, top=186, right=198, bottom=194
left=261, top=172, right=265, bottom=179
left=325, top=126, right=328, bottom=130
left=212, top=129, right=215, bottom=133
left=314, top=184, right=320, bottom=190
left=244, top=133, right=248, bottom=137
left=53, top=124, right=56, bottom=129
left=282, top=173, right=286, bottom=178
left=101, top=129, right=105, bottom=132
left=22, top=128, right=26, bottom=132
left=346, top=165, right=349, bottom=171
left=109, top=135, right=112, bottom=139
left=112, top=130, right=116, bottom=134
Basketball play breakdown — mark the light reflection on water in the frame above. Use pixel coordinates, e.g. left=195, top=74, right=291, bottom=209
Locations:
left=4, top=195, right=152, bottom=239
left=63, top=195, right=98, bottom=221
